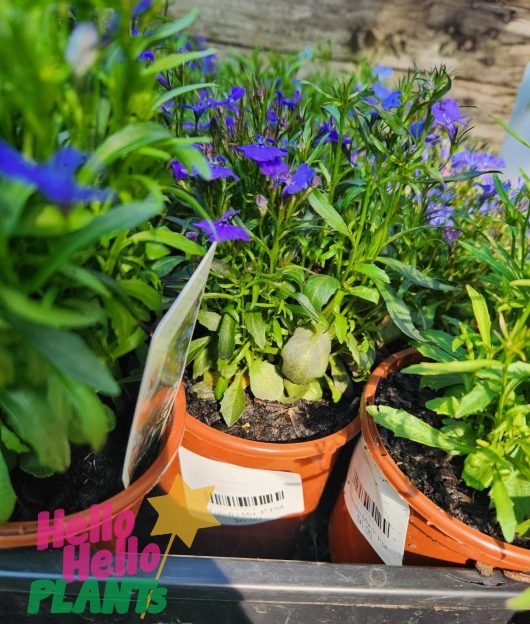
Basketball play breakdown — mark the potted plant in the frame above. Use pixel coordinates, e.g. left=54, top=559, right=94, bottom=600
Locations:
left=329, top=279, right=530, bottom=571
left=154, top=51, right=491, bottom=557
left=0, top=0, right=211, bottom=547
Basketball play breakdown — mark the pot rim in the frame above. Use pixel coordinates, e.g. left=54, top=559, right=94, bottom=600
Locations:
left=0, top=385, right=187, bottom=543
left=360, top=347, right=530, bottom=569
left=184, top=403, right=360, bottom=460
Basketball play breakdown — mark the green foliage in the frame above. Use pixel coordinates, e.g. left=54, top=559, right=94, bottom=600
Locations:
left=369, top=288, right=530, bottom=543
left=0, top=0, right=209, bottom=520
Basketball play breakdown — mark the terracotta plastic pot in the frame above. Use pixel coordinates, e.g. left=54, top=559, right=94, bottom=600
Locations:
left=0, top=386, right=187, bottom=550
left=329, top=348, right=530, bottom=572
left=159, top=403, right=360, bottom=559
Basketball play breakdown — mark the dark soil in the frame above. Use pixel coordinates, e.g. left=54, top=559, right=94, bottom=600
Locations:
left=376, top=371, right=530, bottom=547
left=185, top=375, right=360, bottom=443
left=9, top=391, right=159, bottom=522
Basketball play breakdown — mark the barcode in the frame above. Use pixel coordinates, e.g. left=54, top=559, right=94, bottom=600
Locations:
left=210, top=491, right=285, bottom=508
left=352, top=469, right=391, bottom=538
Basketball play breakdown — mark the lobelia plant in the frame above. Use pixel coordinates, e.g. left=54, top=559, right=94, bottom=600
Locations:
left=165, top=53, right=496, bottom=427
left=368, top=285, right=530, bottom=543
left=0, top=0, right=211, bottom=521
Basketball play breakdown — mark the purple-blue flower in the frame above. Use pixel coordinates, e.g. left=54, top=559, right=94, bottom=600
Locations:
left=192, top=209, right=250, bottom=243
left=236, top=142, right=288, bottom=163
left=371, top=84, right=402, bottom=110
left=133, top=0, right=152, bottom=16
left=0, top=142, right=111, bottom=207
left=282, top=163, right=315, bottom=195
left=209, top=157, right=239, bottom=181
left=432, top=99, right=468, bottom=140
left=138, top=50, right=154, bottom=63
left=276, top=89, right=301, bottom=110
left=409, top=121, right=439, bottom=144
left=182, top=90, right=215, bottom=118
left=157, top=73, right=171, bottom=90
left=315, top=119, right=351, bottom=147
left=258, top=158, right=289, bottom=177
left=372, top=65, right=393, bottom=81
left=171, top=160, right=190, bottom=180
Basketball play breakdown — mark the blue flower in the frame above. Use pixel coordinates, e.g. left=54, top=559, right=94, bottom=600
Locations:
left=372, top=65, right=393, bottom=81
left=138, top=50, right=154, bottom=63
left=276, top=89, right=301, bottom=110
left=409, top=121, right=439, bottom=144
left=0, top=142, right=111, bottom=207
left=171, top=156, right=238, bottom=182
left=192, top=210, right=250, bottom=243
left=371, top=84, right=401, bottom=110
left=315, top=119, right=351, bottom=147
left=171, top=160, right=190, bottom=180
left=236, top=142, right=288, bottom=163
left=133, top=0, right=152, bottom=16
left=432, top=99, right=468, bottom=140
left=182, top=90, right=215, bottom=118
left=258, top=158, right=289, bottom=177
left=157, top=73, right=171, bottom=90
left=282, top=163, right=315, bottom=195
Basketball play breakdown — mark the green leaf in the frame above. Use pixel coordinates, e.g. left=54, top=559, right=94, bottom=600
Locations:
left=132, top=226, right=205, bottom=256
left=60, top=265, right=111, bottom=298
left=19, top=323, right=119, bottom=395
left=334, top=314, right=348, bottom=343
left=507, top=587, right=530, bottom=611
left=64, top=380, right=109, bottom=451
left=378, top=257, right=454, bottom=292
left=144, top=49, right=216, bottom=76
left=198, top=310, right=222, bottom=332
left=30, top=199, right=163, bottom=290
left=307, top=190, right=350, bottom=237
left=403, top=360, right=501, bottom=375
left=177, top=147, right=212, bottom=180
left=462, top=450, right=495, bottom=491
left=330, top=355, right=353, bottom=397
left=304, top=274, right=340, bottom=310
left=378, top=283, right=424, bottom=341
left=283, top=379, right=322, bottom=402
left=0, top=287, right=100, bottom=329
left=281, top=327, right=331, bottom=384
left=0, top=452, right=16, bottom=522
left=187, top=336, right=211, bottom=365
left=0, top=424, right=30, bottom=453
left=351, top=263, right=390, bottom=283
left=425, top=396, right=458, bottom=417
left=118, top=279, right=161, bottom=314
left=455, top=383, right=497, bottom=418
left=218, top=313, right=236, bottom=360
left=466, top=285, right=491, bottom=348
left=244, top=311, right=267, bottom=349
left=220, top=374, right=246, bottom=426
left=491, top=472, right=517, bottom=543
left=140, top=9, right=200, bottom=47
left=192, top=343, right=212, bottom=379
left=348, top=285, right=380, bottom=304
left=367, top=405, right=471, bottom=454
left=151, top=82, right=216, bottom=111
left=249, top=360, right=284, bottom=401
left=85, top=123, right=173, bottom=171
left=0, top=389, right=70, bottom=473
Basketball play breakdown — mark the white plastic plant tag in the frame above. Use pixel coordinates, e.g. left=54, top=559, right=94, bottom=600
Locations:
left=122, top=244, right=217, bottom=487
left=178, top=447, right=305, bottom=525
left=343, top=436, right=409, bottom=565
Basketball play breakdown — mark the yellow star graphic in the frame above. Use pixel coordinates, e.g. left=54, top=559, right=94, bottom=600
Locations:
left=148, top=474, right=221, bottom=547
left=141, top=476, right=221, bottom=619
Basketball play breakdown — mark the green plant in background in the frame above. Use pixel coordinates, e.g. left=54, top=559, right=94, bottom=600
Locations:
left=166, top=52, right=508, bottom=426
left=0, top=0, right=210, bottom=521
left=369, top=285, right=530, bottom=543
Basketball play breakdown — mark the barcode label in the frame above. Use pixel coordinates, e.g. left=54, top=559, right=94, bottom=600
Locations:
left=343, top=438, right=409, bottom=565
left=211, top=491, right=285, bottom=508
left=179, top=447, right=305, bottom=526
left=352, top=469, right=390, bottom=538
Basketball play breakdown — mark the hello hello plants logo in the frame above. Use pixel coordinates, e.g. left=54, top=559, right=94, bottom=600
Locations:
left=28, top=475, right=220, bottom=616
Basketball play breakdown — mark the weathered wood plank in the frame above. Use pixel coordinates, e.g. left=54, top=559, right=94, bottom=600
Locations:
left=170, top=0, right=530, bottom=148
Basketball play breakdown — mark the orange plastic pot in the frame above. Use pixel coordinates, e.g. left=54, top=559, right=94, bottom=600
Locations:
left=0, top=386, right=187, bottom=550
left=159, top=403, right=360, bottom=558
left=329, top=348, right=530, bottom=572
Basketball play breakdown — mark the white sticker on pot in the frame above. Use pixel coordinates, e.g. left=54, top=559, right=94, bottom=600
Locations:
left=178, top=447, right=305, bottom=525
left=343, top=437, right=409, bottom=565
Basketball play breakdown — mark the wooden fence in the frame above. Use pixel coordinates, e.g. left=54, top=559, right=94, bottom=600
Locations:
left=170, top=0, right=530, bottom=149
